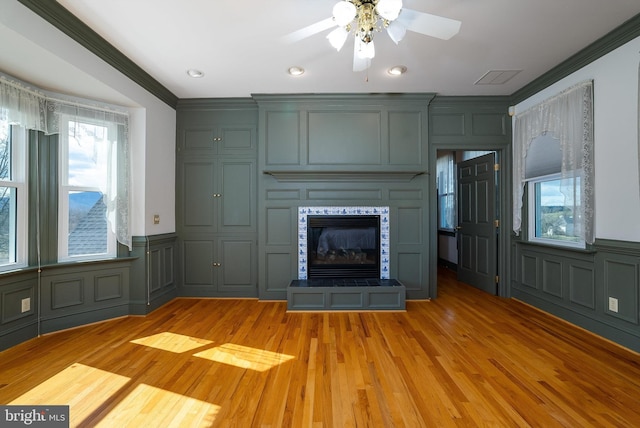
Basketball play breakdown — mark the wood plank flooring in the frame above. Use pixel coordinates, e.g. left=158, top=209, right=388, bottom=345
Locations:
left=1, top=268, right=640, bottom=427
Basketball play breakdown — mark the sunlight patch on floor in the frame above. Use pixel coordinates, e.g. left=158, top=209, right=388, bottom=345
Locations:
left=130, top=332, right=213, bottom=353
left=194, top=343, right=295, bottom=372
left=10, top=363, right=131, bottom=425
left=93, top=383, right=221, bottom=427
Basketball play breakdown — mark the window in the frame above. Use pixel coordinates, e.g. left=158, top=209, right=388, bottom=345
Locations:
left=0, top=119, right=27, bottom=270
left=524, top=134, right=584, bottom=248
left=58, top=118, right=117, bottom=261
left=436, top=153, right=455, bottom=230
left=513, top=81, right=593, bottom=244
left=528, top=173, right=583, bottom=247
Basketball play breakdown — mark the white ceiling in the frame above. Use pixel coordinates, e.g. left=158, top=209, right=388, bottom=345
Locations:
left=3, top=0, right=640, bottom=103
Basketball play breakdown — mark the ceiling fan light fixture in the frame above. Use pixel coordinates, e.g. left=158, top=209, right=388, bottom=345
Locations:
left=332, top=1, right=357, bottom=27
left=376, top=0, right=403, bottom=21
left=327, top=27, right=350, bottom=51
left=287, top=66, right=305, bottom=76
left=387, top=65, right=407, bottom=76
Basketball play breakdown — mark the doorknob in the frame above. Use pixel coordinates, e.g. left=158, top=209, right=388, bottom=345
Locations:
left=455, top=226, right=463, bottom=231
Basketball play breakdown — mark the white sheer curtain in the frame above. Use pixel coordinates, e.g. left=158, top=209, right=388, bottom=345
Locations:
left=513, top=80, right=594, bottom=244
left=0, top=76, right=131, bottom=250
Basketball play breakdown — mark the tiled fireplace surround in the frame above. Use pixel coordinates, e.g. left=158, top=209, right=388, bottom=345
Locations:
left=297, top=206, right=390, bottom=280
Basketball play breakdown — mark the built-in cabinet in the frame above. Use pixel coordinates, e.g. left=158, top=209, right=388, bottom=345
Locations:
left=176, top=100, right=258, bottom=297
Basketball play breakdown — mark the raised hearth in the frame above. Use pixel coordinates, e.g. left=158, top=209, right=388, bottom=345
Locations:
left=287, top=278, right=405, bottom=311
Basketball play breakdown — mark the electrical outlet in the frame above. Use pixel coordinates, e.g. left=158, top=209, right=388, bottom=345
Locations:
left=608, top=297, right=619, bottom=313
left=21, top=297, right=30, bottom=313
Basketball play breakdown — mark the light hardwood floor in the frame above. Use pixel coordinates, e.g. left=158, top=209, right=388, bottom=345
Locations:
left=1, top=268, right=639, bottom=427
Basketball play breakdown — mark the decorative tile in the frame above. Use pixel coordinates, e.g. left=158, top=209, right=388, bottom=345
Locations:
left=298, top=206, right=390, bottom=279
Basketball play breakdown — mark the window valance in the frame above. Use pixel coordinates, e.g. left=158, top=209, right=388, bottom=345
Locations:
left=0, top=76, right=128, bottom=135
left=513, top=80, right=594, bottom=244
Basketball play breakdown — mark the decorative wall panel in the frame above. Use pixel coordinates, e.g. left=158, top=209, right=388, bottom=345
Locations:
left=95, top=273, right=123, bottom=301
left=388, top=111, right=421, bottom=165
left=51, top=279, right=84, bottom=309
left=266, top=253, right=293, bottom=292
left=471, top=113, right=507, bottom=136
left=602, top=258, right=639, bottom=324
left=431, top=114, right=465, bottom=136
left=308, top=112, right=381, bottom=165
left=569, top=264, right=595, bottom=309
left=266, top=208, right=292, bottom=245
left=542, top=259, right=563, bottom=298
left=1, top=286, right=34, bottom=323
left=265, top=111, right=300, bottom=165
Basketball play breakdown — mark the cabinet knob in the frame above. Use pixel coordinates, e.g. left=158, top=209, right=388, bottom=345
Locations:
left=213, top=193, right=222, bottom=198
left=212, top=262, right=221, bottom=267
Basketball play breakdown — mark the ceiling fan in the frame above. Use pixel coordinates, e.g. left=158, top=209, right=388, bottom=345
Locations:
left=283, top=0, right=462, bottom=72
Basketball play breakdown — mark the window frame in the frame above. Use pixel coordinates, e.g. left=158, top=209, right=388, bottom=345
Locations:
left=436, top=153, right=456, bottom=232
left=57, top=116, right=117, bottom=262
left=526, top=172, right=585, bottom=249
left=0, top=124, right=28, bottom=271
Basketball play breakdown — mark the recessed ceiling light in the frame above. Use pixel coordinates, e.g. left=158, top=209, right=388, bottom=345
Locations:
left=387, top=65, right=407, bottom=76
left=288, top=66, right=305, bottom=76
left=186, top=69, right=205, bottom=78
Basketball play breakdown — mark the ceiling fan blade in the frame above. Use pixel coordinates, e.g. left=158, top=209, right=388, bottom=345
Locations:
left=396, top=9, right=461, bottom=40
left=352, top=38, right=371, bottom=72
left=282, top=17, right=337, bottom=44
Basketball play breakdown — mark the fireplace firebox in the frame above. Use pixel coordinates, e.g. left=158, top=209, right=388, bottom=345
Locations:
left=307, top=215, right=380, bottom=278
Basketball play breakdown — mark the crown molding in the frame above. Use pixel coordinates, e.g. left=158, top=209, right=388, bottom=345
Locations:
left=17, top=0, right=178, bottom=109
left=511, top=13, right=640, bottom=103
left=176, top=98, right=258, bottom=111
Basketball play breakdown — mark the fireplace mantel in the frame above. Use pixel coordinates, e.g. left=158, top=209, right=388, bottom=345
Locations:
left=263, top=170, right=426, bottom=182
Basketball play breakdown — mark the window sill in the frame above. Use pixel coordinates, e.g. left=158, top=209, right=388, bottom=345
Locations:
left=517, top=240, right=596, bottom=254
left=0, top=257, right=137, bottom=278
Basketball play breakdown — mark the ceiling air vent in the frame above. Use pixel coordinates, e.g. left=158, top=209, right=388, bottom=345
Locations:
left=474, top=70, right=522, bottom=85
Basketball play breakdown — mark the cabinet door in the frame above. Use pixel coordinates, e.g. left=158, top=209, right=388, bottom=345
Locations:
left=178, top=158, right=216, bottom=234
left=180, top=125, right=255, bottom=155
left=217, top=125, right=256, bottom=155
left=182, top=240, right=215, bottom=288
left=218, top=159, right=256, bottom=233
left=216, top=238, right=256, bottom=296
left=180, top=127, right=216, bottom=153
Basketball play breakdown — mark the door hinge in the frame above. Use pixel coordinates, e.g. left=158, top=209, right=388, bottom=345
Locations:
left=494, top=163, right=500, bottom=171
left=494, top=219, right=499, bottom=228
left=495, top=275, right=499, bottom=284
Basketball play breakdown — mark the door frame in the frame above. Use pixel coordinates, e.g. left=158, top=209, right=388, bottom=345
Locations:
left=429, top=144, right=513, bottom=299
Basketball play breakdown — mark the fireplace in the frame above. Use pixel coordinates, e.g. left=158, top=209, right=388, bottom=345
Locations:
left=307, top=215, right=379, bottom=278
left=290, top=206, right=403, bottom=311
left=298, top=207, right=390, bottom=280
